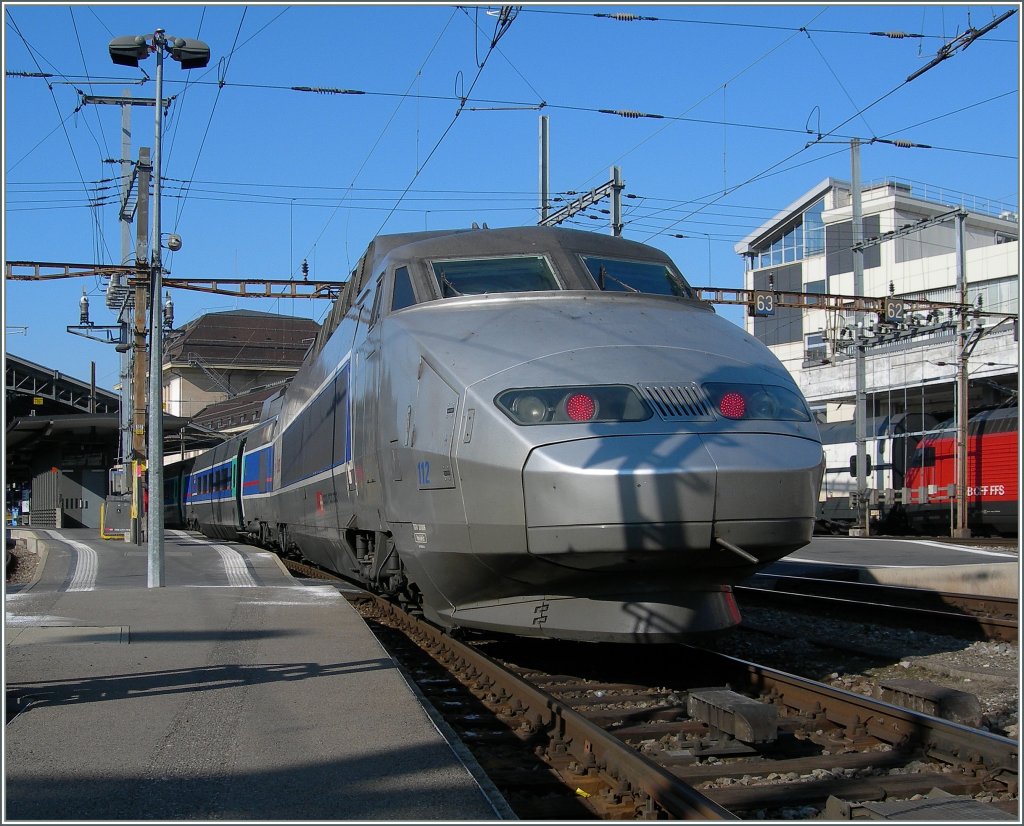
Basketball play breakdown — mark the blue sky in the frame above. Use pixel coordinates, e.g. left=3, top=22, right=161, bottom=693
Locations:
left=3, top=3, right=1020, bottom=391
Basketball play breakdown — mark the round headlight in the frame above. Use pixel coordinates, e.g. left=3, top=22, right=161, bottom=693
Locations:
left=748, top=389, right=778, bottom=419
left=514, top=395, right=548, bottom=423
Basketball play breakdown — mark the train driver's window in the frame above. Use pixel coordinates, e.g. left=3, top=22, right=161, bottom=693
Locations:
left=431, top=256, right=560, bottom=296
left=581, top=255, right=694, bottom=299
left=392, top=266, right=417, bottom=311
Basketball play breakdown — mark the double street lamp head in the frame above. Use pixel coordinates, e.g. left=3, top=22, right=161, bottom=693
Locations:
left=108, top=35, right=149, bottom=66
left=109, top=30, right=210, bottom=69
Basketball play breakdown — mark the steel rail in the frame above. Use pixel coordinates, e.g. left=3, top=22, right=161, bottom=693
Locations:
left=370, top=597, right=736, bottom=820
left=737, top=575, right=1018, bottom=642
left=683, top=645, right=1019, bottom=775
left=276, top=558, right=1016, bottom=817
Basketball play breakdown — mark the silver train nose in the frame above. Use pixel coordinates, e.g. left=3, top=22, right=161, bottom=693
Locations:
left=522, top=432, right=822, bottom=568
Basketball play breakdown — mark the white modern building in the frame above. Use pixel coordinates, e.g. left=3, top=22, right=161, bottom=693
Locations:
left=734, top=177, right=1019, bottom=425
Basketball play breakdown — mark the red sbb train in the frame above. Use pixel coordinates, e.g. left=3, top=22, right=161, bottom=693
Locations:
left=903, top=406, right=1018, bottom=536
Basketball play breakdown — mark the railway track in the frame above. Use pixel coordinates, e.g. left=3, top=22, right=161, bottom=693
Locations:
left=736, top=574, right=1018, bottom=643
left=280, top=559, right=1017, bottom=820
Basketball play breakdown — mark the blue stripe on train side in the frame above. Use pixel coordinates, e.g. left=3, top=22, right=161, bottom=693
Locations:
left=242, top=444, right=274, bottom=496
left=187, top=458, right=236, bottom=504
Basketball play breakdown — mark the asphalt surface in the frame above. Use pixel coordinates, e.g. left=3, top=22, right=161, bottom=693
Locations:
left=4, top=528, right=512, bottom=821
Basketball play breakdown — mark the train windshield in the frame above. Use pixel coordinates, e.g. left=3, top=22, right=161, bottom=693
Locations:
left=431, top=256, right=560, bottom=296
left=581, top=255, right=694, bottom=299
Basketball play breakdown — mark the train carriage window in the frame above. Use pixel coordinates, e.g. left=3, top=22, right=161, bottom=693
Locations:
left=431, top=255, right=560, bottom=296
left=368, top=274, right=385, bottom=327
left=391, top=266, right=417, bottom=311
left=581, top=255, right=694, bottom=299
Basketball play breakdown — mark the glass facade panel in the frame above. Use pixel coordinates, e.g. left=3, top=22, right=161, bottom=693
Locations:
left=803, top=198, right=825, bottom=255
left=750, top=197, right=825, bottom=269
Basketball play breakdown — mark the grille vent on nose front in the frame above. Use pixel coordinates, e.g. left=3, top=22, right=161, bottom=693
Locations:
left=638, top=382, right=714, bottom=421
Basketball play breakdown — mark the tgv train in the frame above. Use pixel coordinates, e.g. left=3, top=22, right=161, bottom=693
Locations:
left=166, top=226, right=824, bottom=642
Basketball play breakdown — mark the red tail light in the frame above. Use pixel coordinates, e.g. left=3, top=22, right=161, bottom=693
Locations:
left=703, top=382, right=811, bottom=422
left=718, top=391, right=746, bottom=419
left=565, top=393, right=597, bottom=421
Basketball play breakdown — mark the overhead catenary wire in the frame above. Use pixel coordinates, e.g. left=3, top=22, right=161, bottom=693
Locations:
left=166, top=7, right=250, bottom=253
left=298, top=7, right=461, bottom=277
left=368, top=6, right=519, bottom=239
left=4, top=8, right=115, bottom=267
left=10, top=65, right=1016, bottom=159
left=5, top=6, right=1015, bottom=276
left=500, top=5, right=1017, bottom=43
left=8, top=172, right=1014, bottom=238
left=636, top=9, right=1015, bottom=243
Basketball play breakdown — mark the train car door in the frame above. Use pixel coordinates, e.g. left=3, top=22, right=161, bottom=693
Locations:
left=233, top=438, right=246, bottom=529
left=352, top=276, right=384, bottom=516
left=210, top=445, right=233, bottom=537
left=409, top=361, right=458, bottom=492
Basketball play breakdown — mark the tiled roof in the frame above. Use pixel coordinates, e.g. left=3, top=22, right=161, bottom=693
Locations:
left=164, top=310, right=320, bottom=368
left=192, top=384, right=285, bottom=431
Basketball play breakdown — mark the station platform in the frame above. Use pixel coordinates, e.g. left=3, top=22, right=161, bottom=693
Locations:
left=4, top=528, right=513, bottom=821
left=765, top=535, right=1019, bottom=598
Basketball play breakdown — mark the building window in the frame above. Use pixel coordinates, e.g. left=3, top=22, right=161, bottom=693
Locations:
left=803, top=198, right=825, bottom=255
left=752, top=197, right=825, bottom=269
left=805, top=331, right=827, bottom=363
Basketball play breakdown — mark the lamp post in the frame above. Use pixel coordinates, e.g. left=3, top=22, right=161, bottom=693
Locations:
left=109, top=29, right=210, bottom=587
